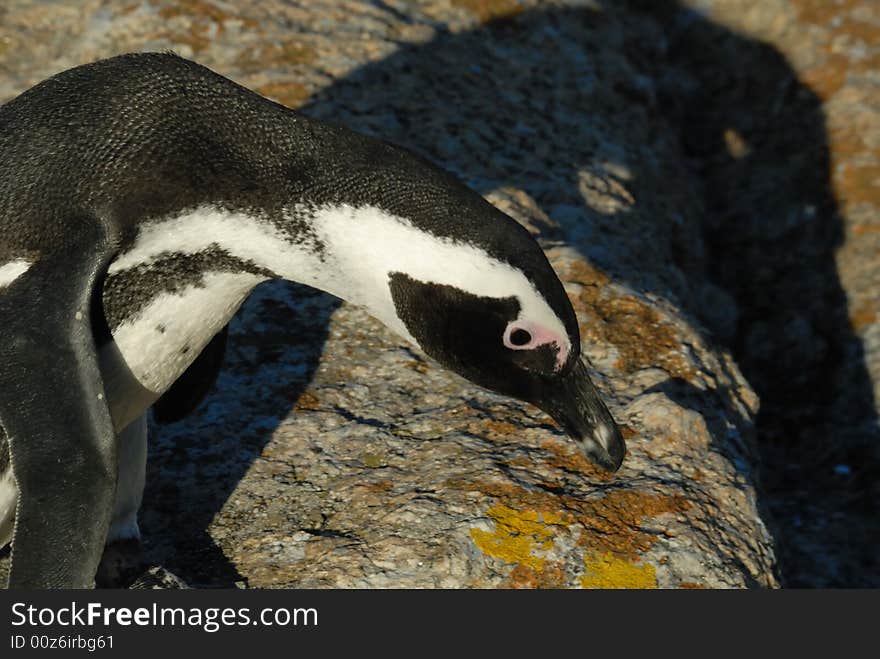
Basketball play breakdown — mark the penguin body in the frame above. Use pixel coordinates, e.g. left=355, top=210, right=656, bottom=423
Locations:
left=0, top=53, right=624, bottom=588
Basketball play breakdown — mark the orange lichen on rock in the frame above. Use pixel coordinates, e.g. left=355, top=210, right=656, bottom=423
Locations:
left=829, top=124, right=870, bottom=164
left=464, top=464, right=676, bottom=588
left=483, top=419, right=520, bottom=436
left=294, top=391, right=321, bottom=412
left=506, top=562, right=568, bottom=589
left=462, top=479, right=689, bottom=585
left=363, top=479, right=393, bottom=494
left=601, top=296, right=696, bottom=379
left=835, top=163, right=880, bottom=208
left=450, top=0, right=524, bottom=23
left=566, top=260, right=610, bottom=304
left=565, top=261, right=696, bottom=380
left=792, top=0, right=880, bottom=100
left=572, top=489, right=691, bottom=557
left=792, top=0, right=879, bottom=36
left=850, top=300, right=878, bottom=333
left=800, top=53, right=850, bottom=102
left=827, top=115, right=879, bottom=218
left=540, top=439, right=616, bottom=481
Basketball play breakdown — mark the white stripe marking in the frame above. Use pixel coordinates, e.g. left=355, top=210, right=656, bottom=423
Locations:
left=109, top=204, right=569, bottom=357
left=108, top=212, right=311, bottom=275
left=306, top=204, right=570, bottom=353
left=111, top=271, right=265, bottom=394
left=0, top=259, right=32, bottom=288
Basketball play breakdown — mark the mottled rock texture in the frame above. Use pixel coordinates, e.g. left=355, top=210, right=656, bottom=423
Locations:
left=0, top=0, right=873, bottom=588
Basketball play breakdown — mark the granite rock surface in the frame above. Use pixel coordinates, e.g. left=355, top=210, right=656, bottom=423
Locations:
left=2, top=0, right=869, bottom=588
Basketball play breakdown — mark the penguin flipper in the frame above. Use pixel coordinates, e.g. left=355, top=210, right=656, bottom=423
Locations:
left=152, top=325, right=229, bottom=424
left=0, top=223, right=117, bottom=588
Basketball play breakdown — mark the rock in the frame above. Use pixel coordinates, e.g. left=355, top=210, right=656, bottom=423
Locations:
left=0, top=0, right=789, bottom=588
left=663, top=0, right=880, bottom=586
left=129, top=566, right=190, bottom=590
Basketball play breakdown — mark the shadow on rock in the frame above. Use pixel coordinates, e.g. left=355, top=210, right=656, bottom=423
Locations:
left=140, top=282, right=340, bottom=587
left=637, top=0, right=879, bottom=586
left=140, top=2, right=876, bottom=587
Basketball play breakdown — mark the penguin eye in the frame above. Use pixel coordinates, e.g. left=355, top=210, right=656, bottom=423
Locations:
left=503, top=321, right=539, bottom=351
left=502, top=320, right=570, bottom=372
left=509, top=328, right=533, bottom=346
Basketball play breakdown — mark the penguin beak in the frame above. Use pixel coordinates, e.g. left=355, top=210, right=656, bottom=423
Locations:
left=536, top=358, right=626, bottom=472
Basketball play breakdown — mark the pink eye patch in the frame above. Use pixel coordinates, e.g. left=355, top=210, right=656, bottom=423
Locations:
left=503, top=320, right=569, bottom=371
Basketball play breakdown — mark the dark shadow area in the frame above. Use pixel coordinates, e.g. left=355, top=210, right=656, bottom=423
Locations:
left=634, top=1, right=879, bottom=586
left=136, top=2, right=876, bottom=587
left=139, top=282, right=340, bottom=587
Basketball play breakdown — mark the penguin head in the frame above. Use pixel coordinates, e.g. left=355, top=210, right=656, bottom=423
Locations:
left=385, top=247, right=625, bottom=474
left=283, top=134, right=625, bottom=471
left=324, top=148, right=627, bottom=472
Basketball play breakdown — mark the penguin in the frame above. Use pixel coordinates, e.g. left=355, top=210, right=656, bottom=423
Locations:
left=0, top=52, right=625, bottom=589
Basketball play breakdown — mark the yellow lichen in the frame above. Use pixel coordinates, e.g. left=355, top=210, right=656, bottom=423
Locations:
left=579, top=552, right=657, bottom=589
left=451, top=479, right=690, bottom=561
left=459, top=481, right=688, bottom=587
left=470, top=505, right=570, bottom=571
left=360, top=452, right=384, bottom=469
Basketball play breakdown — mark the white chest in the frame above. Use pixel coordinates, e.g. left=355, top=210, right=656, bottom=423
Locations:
left=99, top=271, right=265, bottom=429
